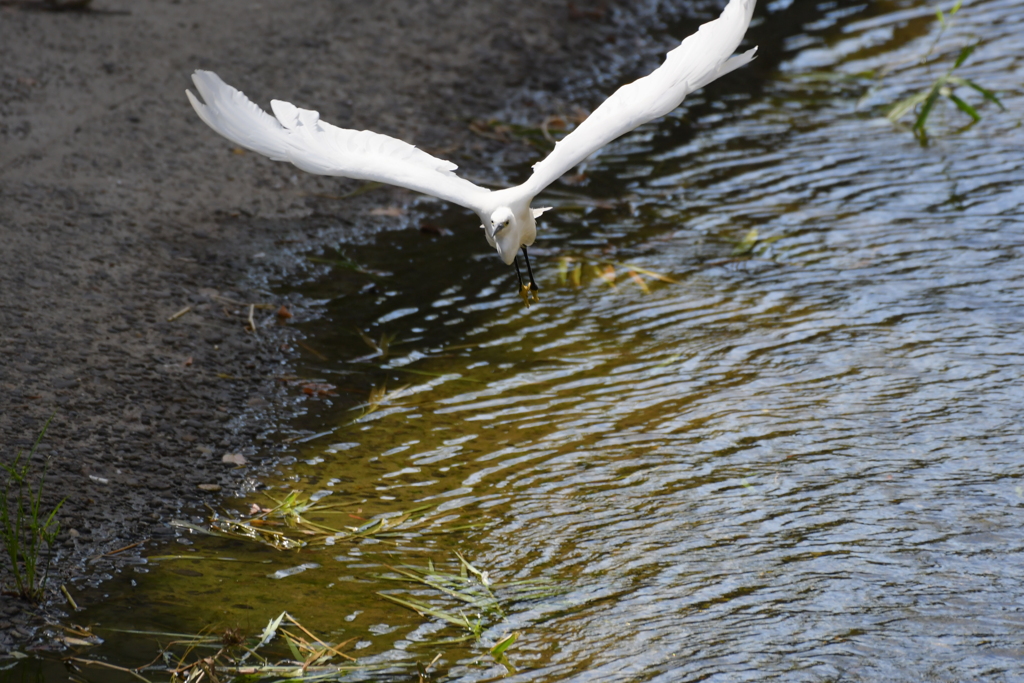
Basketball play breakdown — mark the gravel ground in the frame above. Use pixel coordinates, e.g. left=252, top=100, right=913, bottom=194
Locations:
left=0, top=0, right=707, bottom=652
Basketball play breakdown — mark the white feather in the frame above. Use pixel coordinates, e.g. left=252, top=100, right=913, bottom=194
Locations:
left=187, top=0, right=757, bottom=265
left=187, top=71, right=491, bottom=213
left=522, top=0, right=757, bottom=196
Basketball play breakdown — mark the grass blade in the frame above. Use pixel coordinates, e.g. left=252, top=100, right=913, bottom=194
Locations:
left=490, top=631, right=519, bottom=674
left=283, top=633, right=303, bottom=663
left=953, top=43, right=976, bottom=69
left=947, top=93, right=980, bottom=122
left=887, top=90, right=930, bottom=123
left=378, top=593, right=471, bottom=628
left=256, top=612, right=287, bottom=651
left=490, top=632, right=519, bottom=658
left=599, top=261, right=679, bottom=284
left=947, top=76, right=1006, bottom=110
left=913, top=84, right=942, bottom=138
left=356, top=327, right=382, bottom=355
left=628, top=270, right=651, bottom=294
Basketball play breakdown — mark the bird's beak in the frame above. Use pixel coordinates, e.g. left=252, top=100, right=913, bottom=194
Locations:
left=489, top=222, right=506, bottom=246
left=493, top=238, right=507, bottom=262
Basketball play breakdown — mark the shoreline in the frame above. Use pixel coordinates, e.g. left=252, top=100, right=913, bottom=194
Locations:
left=0, top=0, right=692, bottom=650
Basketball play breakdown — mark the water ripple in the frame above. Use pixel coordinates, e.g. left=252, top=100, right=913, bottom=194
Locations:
left=265, top=1, right=1024, bottom=680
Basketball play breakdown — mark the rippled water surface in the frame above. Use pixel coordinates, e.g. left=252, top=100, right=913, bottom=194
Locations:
left=29, top=1, right=1024, bottom=681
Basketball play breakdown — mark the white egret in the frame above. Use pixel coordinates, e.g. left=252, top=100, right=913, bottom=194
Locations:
left=187, top=0, right=757, bottom=303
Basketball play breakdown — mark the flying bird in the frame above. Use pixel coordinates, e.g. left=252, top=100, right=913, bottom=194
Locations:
left=188, top=0, right=757, bottom=304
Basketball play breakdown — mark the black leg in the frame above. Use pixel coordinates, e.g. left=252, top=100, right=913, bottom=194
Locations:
left=513, top=254, right=526, bottom=290
left=512, top=246, right=539, bottom=306
left=521, top=246, right=539, bottom=293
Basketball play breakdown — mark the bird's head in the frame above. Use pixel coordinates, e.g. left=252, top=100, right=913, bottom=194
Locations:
left=489, top=206, right=520, bottom=265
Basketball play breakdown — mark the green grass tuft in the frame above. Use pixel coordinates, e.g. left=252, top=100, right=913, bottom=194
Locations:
left=1, top=414, right=64, bottom=603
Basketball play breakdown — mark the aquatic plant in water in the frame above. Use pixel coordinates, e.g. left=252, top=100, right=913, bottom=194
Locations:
left=169, top=491, right=441, bottom=551
left=65, top=612, right=395, bottom=682
left=557, top=256, right=679, bottom=293
left=378, top=552, right=567, bottom=673
left=886, top=1, right=1005, bottom=142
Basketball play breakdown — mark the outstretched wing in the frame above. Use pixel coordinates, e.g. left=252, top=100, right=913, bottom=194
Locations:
left=187, top=70, right=491, bottom=213
left=520, top=0, right=757, bottom=198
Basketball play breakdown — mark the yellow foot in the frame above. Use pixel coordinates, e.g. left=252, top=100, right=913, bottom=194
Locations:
left=518, top=284, right=540, bottom=307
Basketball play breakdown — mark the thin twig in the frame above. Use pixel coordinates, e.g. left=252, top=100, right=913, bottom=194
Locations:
left=284, top=615, right=357, bottom=661
left=212, top=294, right=276, bottom=309
left=166, top=305, right=193, bottom=322
left=67, top=658, right=153, bottom=683
left=60, top=584, right=79, bottom=610
left=102, top=541, right=141, bottom=557
left=296, top=340, right=327, bottom=360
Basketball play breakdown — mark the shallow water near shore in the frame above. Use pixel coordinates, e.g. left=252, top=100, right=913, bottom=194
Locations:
left=14, top=0, right=1024, bottom=680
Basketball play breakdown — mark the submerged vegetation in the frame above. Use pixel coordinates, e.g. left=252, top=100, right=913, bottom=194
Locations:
left=1, top=415, right=64, bottom=603
left=886, top=43, right=1003, bottom=139
left=378, top=552, right=565, bottom=673
left=169, top=490, right=446, bottom=551
left=379, top=552, right=564, bottom=636
left=884, top=1, right=1005, bottom=142
left=158, top=496, right=555, bottom=675
left=796, top=1, right=1006, bottom=143
left=57, top=552, right=562, bottom=681
left=66, top=612, right=393, bottom=682
left=556, top=256, right=679, bottom=293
